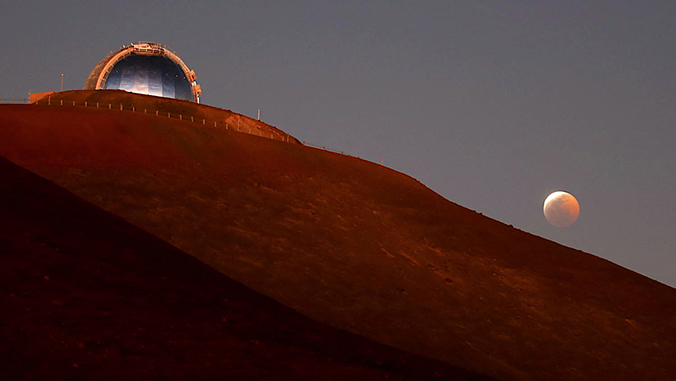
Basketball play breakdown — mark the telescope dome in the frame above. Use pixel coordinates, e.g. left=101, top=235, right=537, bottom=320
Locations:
left=84, top=42, right=201, bottom=103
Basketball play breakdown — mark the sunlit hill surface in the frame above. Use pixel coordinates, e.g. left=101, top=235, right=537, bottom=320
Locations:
left=1, top=90, right=675, bottom=381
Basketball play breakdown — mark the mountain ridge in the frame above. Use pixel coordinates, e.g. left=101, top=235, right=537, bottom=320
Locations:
left=2, top=93, right=675, bottom=380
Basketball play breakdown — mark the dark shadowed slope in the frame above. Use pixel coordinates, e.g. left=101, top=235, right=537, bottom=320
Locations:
left=2, top=97, right=676, bottom=380
left=0, top=157, right=491, bottom=381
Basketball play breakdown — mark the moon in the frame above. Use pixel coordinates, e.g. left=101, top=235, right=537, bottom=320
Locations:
left=543, top=191, right=580, bottom=228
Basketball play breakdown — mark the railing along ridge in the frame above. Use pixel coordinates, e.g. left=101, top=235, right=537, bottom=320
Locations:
left=0, top=98, right=29, bottom=104
left=30, top=97, right=294, bottom=143
left=12, top=98, right=374, bottom=162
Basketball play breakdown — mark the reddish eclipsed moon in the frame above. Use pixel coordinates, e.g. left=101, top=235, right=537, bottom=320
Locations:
left=543, top=191, right=580, bottom=228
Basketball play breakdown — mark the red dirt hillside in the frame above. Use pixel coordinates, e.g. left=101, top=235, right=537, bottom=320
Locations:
left=0, top=156, right=492, bottom=381
left=2, top=93, right=676, bottom=380
left=36, top=89, right=301, bottom=144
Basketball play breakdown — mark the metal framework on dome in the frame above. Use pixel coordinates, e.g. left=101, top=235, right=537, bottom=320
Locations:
left=84, top=42, right=202, bottom=103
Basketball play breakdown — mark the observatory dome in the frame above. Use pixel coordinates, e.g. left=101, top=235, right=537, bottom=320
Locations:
left=84, top=42, right=201, bottom=103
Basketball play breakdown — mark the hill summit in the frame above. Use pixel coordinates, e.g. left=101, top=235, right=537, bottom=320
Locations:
left=2, top=91, right=676, bottom=380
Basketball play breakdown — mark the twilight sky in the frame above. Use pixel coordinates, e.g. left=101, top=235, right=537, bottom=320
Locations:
left=2, top=1, right=674, bottom=287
